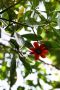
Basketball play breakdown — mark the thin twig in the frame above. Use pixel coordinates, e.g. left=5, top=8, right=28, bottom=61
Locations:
left=0, top=17, right=33, bottom=28
left=32, top=27, right=36, bottom=35
left=40, top=10, right=60, bottom=13
left=0, top=18, right=46, bottom=28
left=0, top=1, right=20, bottom=14
left=40, top=59, right=60, bottom=70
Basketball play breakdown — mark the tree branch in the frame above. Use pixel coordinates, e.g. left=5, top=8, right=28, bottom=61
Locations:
left=40, top=59, right=60, bottom=70
left=0, top=18, right=46, bottom=29
left=0, top=17, right=33, bottom=28
left=0, top=1, right=20, bottom=14
left=0, top=42, right=60, bottom=70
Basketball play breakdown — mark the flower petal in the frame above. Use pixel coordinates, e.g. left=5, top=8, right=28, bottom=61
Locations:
left=30, top=47, right=35, bottom=51
left=40, top=53, right=46, bottom=58
left=30, top=51, right=35, bottom=54
left=43, top=50, right=48, bottom=54
left=33, top=42, right=39, bottom=48
left=39, top=44, right=45, bottom=50
left=35, top=54, right=39, bottom=60
left=40, top=50, right=48, bottom=58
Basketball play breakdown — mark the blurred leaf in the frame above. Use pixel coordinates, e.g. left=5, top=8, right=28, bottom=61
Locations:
left=56, top=2, right=60, bottom=11
left=26, top=80, right=33, bottom=86
left=19, top=56, right=32, bottom=73
left=17, top=6, right=25, bottom=20
left=35, top=10, right=47, bottom=22
left=7, top=9, right=16, bottom=21
left=53, top=28, right=60, bottom=40
left=24, top=10, right=32, bottom=18
left=17, top=86, right=25, bottom=90
left=5, top=25, right=15, bottom=34
left=32, top=0, right=39, bottom=8
left=22, top=34, right=42, bottom=41
left=44, top=1, right=56, bottom=16
left=0, top=53, right=4, bottom=59
left=10, top=39, right=19, bottom=50
left=37, top=26, right=42, bottom=35
left=27, top=18, right=39, bottom=25
left=15, top=4, right=20, bottom=8
left=44, top=41, right=60, bottom=50
left=24, top=41, right=33, bottom=48
left=2, top=12, right=9, bottom=19
left=14, top=33, right=25, bottom=47
left=0, top=62, right=8, bottom=80
left=10, top=54, right=16, bottom=86
left=0, top=21, right=2, bottom=26
left=48, top=49, right=60, bottom=68
left=32, top=61, right=41, bottom=70
left=53, top=81, right=60, bottom=88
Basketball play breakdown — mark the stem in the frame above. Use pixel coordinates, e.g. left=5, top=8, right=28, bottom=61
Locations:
left=40, top=59, right=60, bottom=70
left=0, top=1, right=20, bottom=14
left=0, top=17, right=33, bottom=28
left=31, top=27, right=39, bottom=43
left=39, top=10, right=60, bottom=13
left=32, top=27, right=36, bottom=35
left=0, top=18, right=46, bottom=28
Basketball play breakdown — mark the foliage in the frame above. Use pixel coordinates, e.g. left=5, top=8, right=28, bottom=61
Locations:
left=0, top=0, right=60, bottom=90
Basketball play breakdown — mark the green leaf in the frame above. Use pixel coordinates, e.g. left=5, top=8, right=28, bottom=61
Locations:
left=44, top=41, right=60, bottom=68
left=44, top=41, right=60, bottom=50
left=0, top=0, right=4, bottom=9
left=44, top=1, right=56, bottom=16
left=56, top=2, right=60, bottom=11
left=25, top=17, right=39, bottom=25
left=5, top=25, right=15, bottom=34
left=19, top=56, right=32, bottom=72
left=2, top=12, right=9, bottom=19
left=17, top=86, right=25, bottom=90
left=24, top=10, right=32, bottom=18
left=48, top=49, right=60, bottom=69
left=53, top=28, right=60, bottom=40
left=10, top=54, right=16, bottom=86
left=22, top=34, right=42, bottom=41
left=32, top=0, right=39, bottom=8
left=0, top=62, right=8, bottom=80
left=35, top=10, right=47, bottom=22
left=24, top=41, right=33, bottom=48
left=37, top=26, right=42, bottom=35
left=10, top=39, right=19, bottom=50
left=14, top=33, right=25, bottom=47
left=0, top=53, right=4, bottom=59
left=26, top=80, right=33, bottom=86
left=32, top=61, right=41, bottom=70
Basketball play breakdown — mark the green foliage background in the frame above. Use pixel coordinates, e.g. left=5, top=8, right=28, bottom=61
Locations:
left=0, top=0, right=60, bottom=90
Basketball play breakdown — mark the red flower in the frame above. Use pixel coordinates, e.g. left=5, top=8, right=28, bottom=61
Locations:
left=30, top=42, right=48, bottom=60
